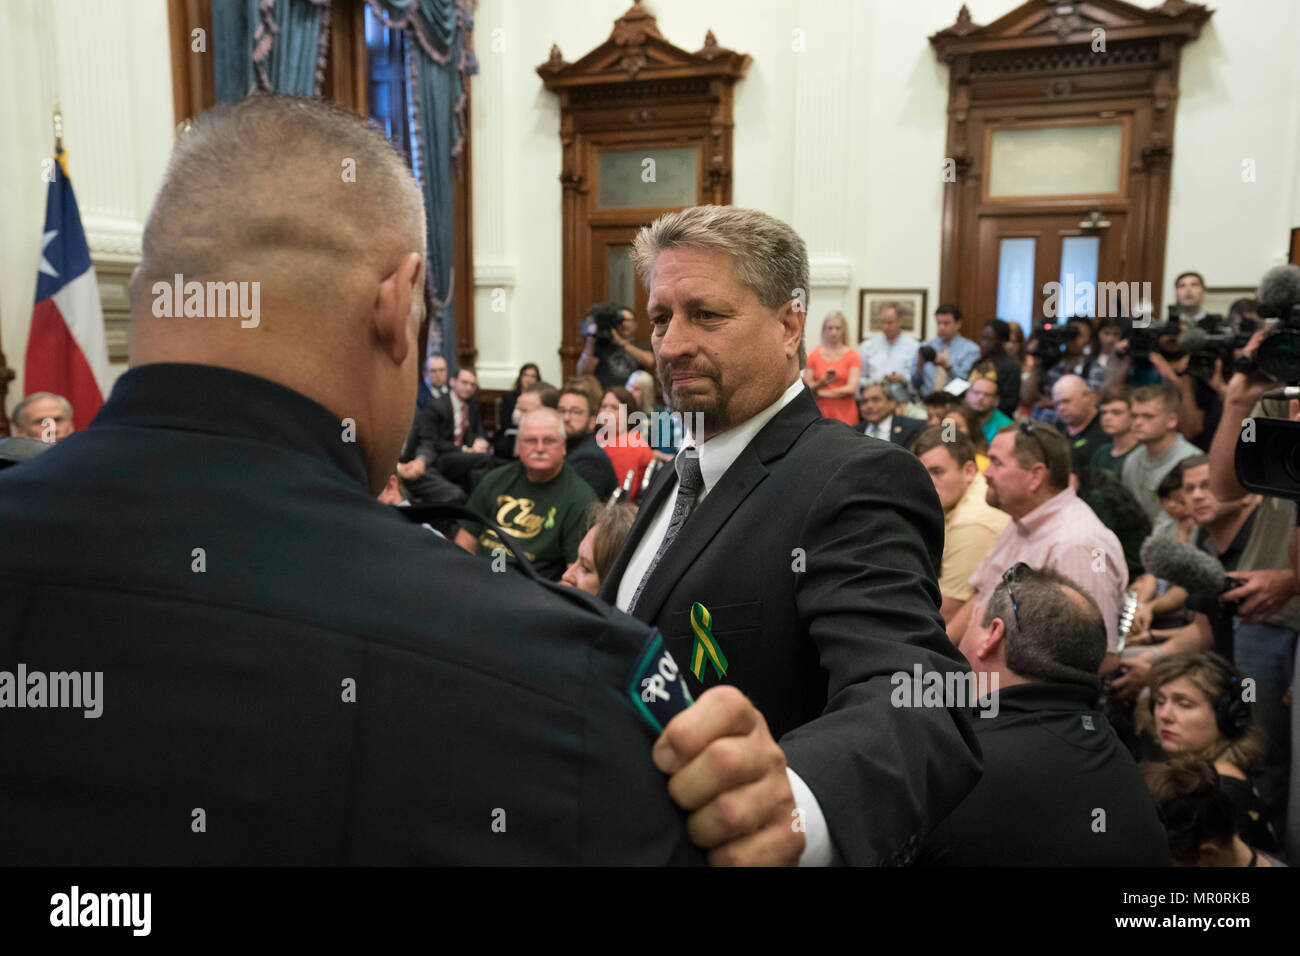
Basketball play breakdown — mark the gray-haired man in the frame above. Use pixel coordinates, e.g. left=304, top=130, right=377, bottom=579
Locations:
left=599, top=204, right=981, bottom=866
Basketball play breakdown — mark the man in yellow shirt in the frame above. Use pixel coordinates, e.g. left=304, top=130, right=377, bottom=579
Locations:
left=911, top=425, right=1010, bottom=625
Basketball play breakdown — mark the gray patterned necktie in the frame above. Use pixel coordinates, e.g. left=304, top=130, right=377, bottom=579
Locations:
left=628, top=450, right=704, bottom=615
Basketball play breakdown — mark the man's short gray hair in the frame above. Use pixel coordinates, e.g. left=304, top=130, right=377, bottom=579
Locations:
left=981, top=566, right=1106, bottom=687
left=12, top=392, right=73, bottom=428
left=519, top=407, right=566, bottom=443
left=631, top=205, right=810, bottom=367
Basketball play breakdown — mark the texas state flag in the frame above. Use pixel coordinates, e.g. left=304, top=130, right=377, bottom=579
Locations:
left=24, top=148, right=110, bottom=431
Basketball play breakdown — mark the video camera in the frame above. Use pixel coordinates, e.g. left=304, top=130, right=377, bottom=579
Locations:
left=1176, top=314, right=1240, bottom=383
left=1234, top=265, right=1300, bottom=503
left=1123, top=310, right=1181, bottom=363
left=580, top=301, right=626, bottom=346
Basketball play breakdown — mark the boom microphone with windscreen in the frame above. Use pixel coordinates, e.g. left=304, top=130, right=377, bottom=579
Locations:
left=1139, top=536, right=1241, bottom=614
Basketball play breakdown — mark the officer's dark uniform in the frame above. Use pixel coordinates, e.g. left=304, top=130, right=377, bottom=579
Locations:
left=0, top=363, right=701, bottom=865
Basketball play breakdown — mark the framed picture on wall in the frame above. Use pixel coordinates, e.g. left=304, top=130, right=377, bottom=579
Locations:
left=1203, top=286, right=1256, bottom=318
left=857, top=289, right=929, bottom=343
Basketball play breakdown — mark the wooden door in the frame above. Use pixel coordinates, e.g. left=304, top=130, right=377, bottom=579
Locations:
left=976, top=211, right=1128, bottom=331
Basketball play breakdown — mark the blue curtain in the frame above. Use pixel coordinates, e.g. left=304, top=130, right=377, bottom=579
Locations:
left=371, top=0, right=477, bottom=372
left=210, top=0, right=476, bottom=370
left=212, top=0, right=331, bottom=103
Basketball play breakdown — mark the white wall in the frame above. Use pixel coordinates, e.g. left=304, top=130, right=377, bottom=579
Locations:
left=472, top=0, right=1300, bottom=389
left=0, top=0, right=174, bottom=415
left=2, top=1, right=1296, bottom=406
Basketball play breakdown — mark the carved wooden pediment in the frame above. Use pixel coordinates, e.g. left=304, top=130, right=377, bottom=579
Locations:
left=537, top=1, right=749, bottom=89
left=931, top=0, right=1212, bottom=61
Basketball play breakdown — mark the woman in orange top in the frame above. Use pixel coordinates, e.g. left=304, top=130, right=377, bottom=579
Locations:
left=802, top=311, right=861, bottom=425
left=597, top=387, right=654, bottom=502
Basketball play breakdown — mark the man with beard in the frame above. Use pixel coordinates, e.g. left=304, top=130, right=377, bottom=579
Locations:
left=598, top=204, right=981, bottom=866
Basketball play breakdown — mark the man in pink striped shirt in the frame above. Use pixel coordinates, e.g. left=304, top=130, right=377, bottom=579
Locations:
left=946, top=422, right=1128, bottom=674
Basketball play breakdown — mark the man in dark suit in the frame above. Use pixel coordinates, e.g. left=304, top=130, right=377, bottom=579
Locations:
left=918, top=565, right=1171, bottom=865
left=599, top=204, right=982, bottom=866
left=416, top=354, right=449, bottom=410
left=558, top=384, right=619, bottom=499
left=400, top=366, right=495, bottom=500
left=853, top=380, right=927, bottom=447
left=0, top=94, right=705, bottom=865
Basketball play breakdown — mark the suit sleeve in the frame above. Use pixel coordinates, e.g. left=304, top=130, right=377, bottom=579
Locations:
left=780, top=442, right=983, bottom=865
left=412, top=407, right=438, bottom=465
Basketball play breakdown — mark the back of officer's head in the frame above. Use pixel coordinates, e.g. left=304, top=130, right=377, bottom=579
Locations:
left=129, top=94, right=427, bottom=494
left=980, top=567, right=1106, bottom=687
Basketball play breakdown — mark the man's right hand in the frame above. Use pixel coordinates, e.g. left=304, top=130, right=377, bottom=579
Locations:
left=654, top=686, right=804, bottom=866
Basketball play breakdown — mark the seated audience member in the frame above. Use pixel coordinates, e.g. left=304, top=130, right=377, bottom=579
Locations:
left=919, top=565, right=1171, bottom=866
left=597, top=387, right=654, bottom=501
left=11, top=392, right=75, bottom=443
left=1090, top=386, right=1139, bottom=477
left=576, top=302, right=653, bottom=389
left=1147, top=652, right=1280, bottom=853
left=1074, top=465, right=1151, bottom=583
left=854, top=380, right=925, bottom=445
left=857, top=301, right=920, bottom=406
left=625, top=369, right=680, bottom=461
left=947, top=423, right=1127, bottom=673
left=912, top=304, right=980, bottom=397
left=1143, top=758, right=1286, bottom=867
left=557, top=383, right=618, bottom=499
left=1181, top=456, right=1300, bottom=819
left=941, top=404, right=990, bottom=472
left=419, top=354, right=451, bottom=408
left=1006, top=321, right=1034, bottom=417
left=972, top=318, right=1021, bottom=418
left=964, top=373, right=1011, bottom=445
left=1085, top=317, right=1125, bottom=393
left=455, top=408, right=597, bottom=581
left=1052, top=374, right=1106, bottom=464
left=399, top=366, right=496, bottom=500
left=1121, top=384, right=1200, bottom=526
left=803, top=311, right=862, bottom=425
left=492, top=362, right=541, bottom=458
left=1025, top=317, right=1096, bottom=426
left=911, top=427, right=1008, bottom=624
left=560, top=501, right=638, bottom=596
left=1151, top=461, right=1194, bottom=541
left=923, top=390, right=956, bottom=426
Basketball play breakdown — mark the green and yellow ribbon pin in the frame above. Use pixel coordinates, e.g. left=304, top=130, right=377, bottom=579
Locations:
left=689, top=602, right=729, bottom=681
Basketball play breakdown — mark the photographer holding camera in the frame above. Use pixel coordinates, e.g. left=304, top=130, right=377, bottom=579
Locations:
left=1203, top=264, right=1300, bottom=855
left=575, top=301, right=654, bottom=390
left=1022, top=316, right=1095, bottom=425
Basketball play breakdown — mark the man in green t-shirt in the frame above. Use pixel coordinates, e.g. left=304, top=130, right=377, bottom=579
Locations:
left=455, top=408, right=597, bottom=580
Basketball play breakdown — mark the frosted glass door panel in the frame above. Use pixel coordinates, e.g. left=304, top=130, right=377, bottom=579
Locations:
left=598, top=147, right=699, bottom=209
left=996, top=237, right=1036, bottom=331
left=1058, top=236, right=1101, bottom=318
left=607, top=244, right=635, bottom=312
left=988, top=125, right=1122, bottom=197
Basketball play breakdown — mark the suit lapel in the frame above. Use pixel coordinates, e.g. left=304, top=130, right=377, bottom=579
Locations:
left=629, top=390, right=823, bottom=624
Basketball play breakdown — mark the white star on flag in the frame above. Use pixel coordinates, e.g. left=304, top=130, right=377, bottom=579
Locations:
left=38, top=229, right=59, bottom=278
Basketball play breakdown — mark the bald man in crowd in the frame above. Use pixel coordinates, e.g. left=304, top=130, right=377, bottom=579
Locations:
left=1050, top=374, right=1106, bottom=466
left=0, top=95, right=724, bottom=865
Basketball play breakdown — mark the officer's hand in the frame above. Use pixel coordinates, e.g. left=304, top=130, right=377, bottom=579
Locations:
left=653, top=685, right=803, bottom=866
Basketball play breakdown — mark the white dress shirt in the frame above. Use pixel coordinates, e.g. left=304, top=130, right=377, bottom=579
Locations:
left=616, top=377, right=836, bottom=865
left=858, top=332, right=919, bottom=403
left=862, top=414, right=893, bottom=440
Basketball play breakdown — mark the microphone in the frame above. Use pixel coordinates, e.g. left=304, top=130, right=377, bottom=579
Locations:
left=1256, top=264, right=1300, bottom=318
left=1139, top=537, right=1240, bottom=605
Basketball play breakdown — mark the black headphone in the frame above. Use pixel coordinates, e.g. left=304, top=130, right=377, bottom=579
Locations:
left=1149, top=652, right=1252, bottom=740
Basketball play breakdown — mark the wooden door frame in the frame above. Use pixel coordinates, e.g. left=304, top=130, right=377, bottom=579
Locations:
left=538, top=2, right=749, bottom=380
left=930, top=0, right=1212, bottom=342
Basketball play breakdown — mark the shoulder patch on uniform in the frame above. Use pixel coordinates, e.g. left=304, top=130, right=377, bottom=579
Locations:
left=627, top=629, right=693, bottom=733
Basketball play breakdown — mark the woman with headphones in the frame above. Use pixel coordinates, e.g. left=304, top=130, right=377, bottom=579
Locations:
left=1147, top=651, right=1280, bottom=854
